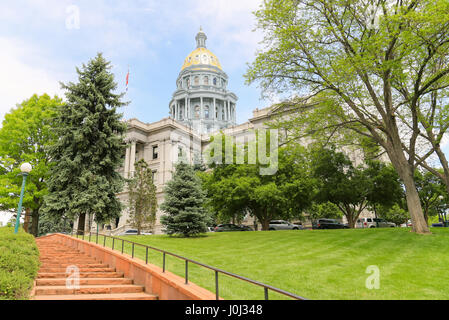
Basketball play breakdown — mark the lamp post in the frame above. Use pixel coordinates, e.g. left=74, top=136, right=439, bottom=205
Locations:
left=14, top=163, right=32, bottom=234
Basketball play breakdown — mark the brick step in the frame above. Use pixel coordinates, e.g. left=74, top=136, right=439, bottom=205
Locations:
left=35, top=284, right=145, bottom=295
left=39, top=267, right=115, bottom=273
left=40, top=255, right=86, bottom=258
left=37, top=271, right=124, bottom=279
left=39, top=258, right=98, bottom=264
left=32, top=292, right=158, bottom=300
left=36, top=277, right=133, bottom=286
left=39, top=263, right=108, bottom=268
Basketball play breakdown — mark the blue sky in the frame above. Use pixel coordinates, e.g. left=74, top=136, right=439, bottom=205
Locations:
left=0, top=0, right=269, bottom=125
left=0, top=0, right=448, bottom=160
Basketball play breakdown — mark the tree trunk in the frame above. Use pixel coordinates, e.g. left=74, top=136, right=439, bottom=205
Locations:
left=30, top=209, right=39, bottom=237
left=260, top=219, right=270, bottom=231
left=23, top=208, right=31, bottom=233
left=400, top=167, right=430, bottom=234
left=77, top=213, right=86, bottom=235
left=385, top=140, right=430, bottom=234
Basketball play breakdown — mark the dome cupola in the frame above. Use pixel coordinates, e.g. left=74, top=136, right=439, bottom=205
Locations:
left=169, top=28, right=238, bottom=135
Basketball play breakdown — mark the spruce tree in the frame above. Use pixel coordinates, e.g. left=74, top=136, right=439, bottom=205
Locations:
left=160, top=161, right=209, bottom=237
left=42, top=53, right=127, bottom=233
left=127, top=159, right=157, bottom=234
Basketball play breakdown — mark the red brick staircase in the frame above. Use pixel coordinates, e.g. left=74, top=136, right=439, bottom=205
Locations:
left=33, top=237, right=158, bottom=300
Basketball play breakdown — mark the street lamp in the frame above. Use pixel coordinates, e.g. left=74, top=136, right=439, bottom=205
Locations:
left=14, top=163, right=32, bottom=234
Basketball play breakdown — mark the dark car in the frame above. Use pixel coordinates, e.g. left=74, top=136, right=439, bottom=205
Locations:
left=312, top=219, right=349, bottom=229
left=214, top=224, right=252, bottom=232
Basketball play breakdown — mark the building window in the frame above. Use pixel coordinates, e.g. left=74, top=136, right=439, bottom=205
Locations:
left=152, top=170, right=157, bottom=183
left=194, top=76, right=199, bottom=85
left=195, top=105, right=200, bottom=119
left=204, top=76, right=209, bottom=85
left=186, top=78, right=190, bottom=87
left=152, top=145, right=158, bottom=159
left=204, top=105, right=209, bottom=119
left=213, top=77, right=217, bottom=85
left=178, top=146, right=183, bottom=157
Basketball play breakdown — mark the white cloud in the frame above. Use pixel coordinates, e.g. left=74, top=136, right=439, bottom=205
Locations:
left=0, top=37, right=66, bottom=125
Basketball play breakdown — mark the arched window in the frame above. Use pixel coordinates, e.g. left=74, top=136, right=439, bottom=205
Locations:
left=194, top=105, right=200, bottom=119
left=186, top=78, right=190, bottom=87
left=204, top=105, right=209, bottom=119
left=194, top=76, right=199, bottom=85
left=204, top=76, right=209, bottom=85
left=213, top=78, right=217, bottom=85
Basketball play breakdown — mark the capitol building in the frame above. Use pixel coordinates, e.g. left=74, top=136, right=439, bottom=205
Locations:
left=75, top=29, right=372, bottom=235
left=74, top=29, right=279, bottom=235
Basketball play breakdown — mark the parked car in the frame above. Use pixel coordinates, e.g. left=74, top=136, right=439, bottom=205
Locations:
left=312, top=219, right=349, bottom=229
left=356, top=218, right=395, bottom=228
left=268, top=220, right=303, bottom=230
left=239, top=225, right=254, bottom=231
left=119, top=229, right=152, bottom=236
left=207, top=226, right=216, bottom=232
left=432, top=223, right=444, bottom=227
left=214, top=224, right=252, bottom=232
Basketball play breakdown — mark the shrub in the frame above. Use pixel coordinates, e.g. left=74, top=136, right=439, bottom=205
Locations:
left=0, top=227, right=40, bottom=300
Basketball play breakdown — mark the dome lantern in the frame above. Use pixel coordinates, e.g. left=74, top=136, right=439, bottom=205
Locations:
left=195, top=27, right=207, bottom=48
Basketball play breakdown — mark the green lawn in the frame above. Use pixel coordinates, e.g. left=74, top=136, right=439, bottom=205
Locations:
left=81, top=228, right=449, bottom=300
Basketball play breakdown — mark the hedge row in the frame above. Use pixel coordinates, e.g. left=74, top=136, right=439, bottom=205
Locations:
left=0, top=227, right=40, bottom=300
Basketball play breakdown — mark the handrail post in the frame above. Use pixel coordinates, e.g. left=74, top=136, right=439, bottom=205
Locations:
left=132, top=243, right=135, bottom=258
left=82, top=232, right=84, bottom=241
left=122, top=240, right=124, bottom=254
left=163, top=252, right=166, bottom=273
left=103, top=235, right=106, bottom=247
left=145, top=247, right=148, bottom=264
left=215, top=271, right=219, bottom=300
left=264, top=287, right=269, bottom=300
left=112, top=238, right=115, bottom=250
left=89, top=232, right=91, bottom=242
left=185, top=260, right=188, bottom=284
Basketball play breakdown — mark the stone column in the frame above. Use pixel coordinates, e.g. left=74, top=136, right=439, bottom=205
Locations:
left=124, top=142, right=131, bottom=178
left=213, top=98, right=216, bottom=121
left=130, top=139, right=137, bottom=177
left=185, top=97, right=188, bottom=120
left=200, top=96, right=204, bottom=118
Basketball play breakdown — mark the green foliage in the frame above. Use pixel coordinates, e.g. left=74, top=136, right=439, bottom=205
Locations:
left=309, top=146, right=403, bottom=227
left=308, top=202, right=342, bottom=221
left=0, top=227, right=40, bottom=300
left=38, top=212, right=72, bottom=236
left=414, top=170, right=449, bottom=223
left=160, top=162, right=210, bottom=237
left=127, top=159, right=157, bottom=234
left=202, top=135, right=314, bottom=230
left=42, top=53, right=127, bottom=225
left=379, top=204, right=410, bottom=227
left=0, top=94, right=62, bottom=235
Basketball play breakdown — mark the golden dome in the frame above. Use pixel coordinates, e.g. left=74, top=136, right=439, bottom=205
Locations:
left=181, top=47, right=222, bottom=71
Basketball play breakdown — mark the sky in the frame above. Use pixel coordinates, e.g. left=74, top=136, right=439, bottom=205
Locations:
left=0, top=0, right=271, bottom=126
left=0, top=0, right=448, bottom=160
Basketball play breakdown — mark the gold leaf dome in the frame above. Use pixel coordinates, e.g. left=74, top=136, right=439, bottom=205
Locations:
left=181, top=47, right=222, bottom=71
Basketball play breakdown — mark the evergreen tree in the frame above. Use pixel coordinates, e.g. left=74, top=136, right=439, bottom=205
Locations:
left=127, top=159, right=157, bottom=234
left=160, top=161, right=209, bottom=237
left=42, top=53, right=127, bottom=234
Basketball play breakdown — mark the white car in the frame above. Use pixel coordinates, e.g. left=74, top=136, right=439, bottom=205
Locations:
left=119, top=229, right=152, bottom=236
left=356, top=218, right=395, bottom=228
left=268, top=220, right=303, bottom=230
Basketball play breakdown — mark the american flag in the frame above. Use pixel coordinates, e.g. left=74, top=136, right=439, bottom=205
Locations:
left=126, top=67, right=129, bottom=92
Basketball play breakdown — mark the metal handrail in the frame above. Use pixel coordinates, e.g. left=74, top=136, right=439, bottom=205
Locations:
left=70, top=230, right=307, bottom=301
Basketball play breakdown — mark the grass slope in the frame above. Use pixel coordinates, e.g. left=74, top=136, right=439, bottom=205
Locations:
left=86, top=228, right=449, bottom=300
left=0, top=227, right=40, bottom=300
